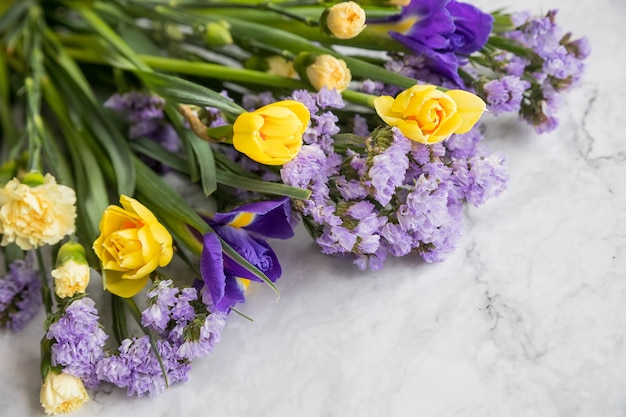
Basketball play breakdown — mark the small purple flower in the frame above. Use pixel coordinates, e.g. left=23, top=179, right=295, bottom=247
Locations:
left=368, top=127, right=412, bottom=206
left=46, top=297, right=107, bottom=389
left=96, top=336, right=191, bottom=397
left=176, top=312, right=227, bottom=360
left=201, top=198, right=294, bottom=312
left=482, top=76, right=531, bottom=115
left=0, top=255, right=41, bottom=331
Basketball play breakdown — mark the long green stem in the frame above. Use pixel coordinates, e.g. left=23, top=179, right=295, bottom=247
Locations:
left=36, top=248, right=53, bottom=317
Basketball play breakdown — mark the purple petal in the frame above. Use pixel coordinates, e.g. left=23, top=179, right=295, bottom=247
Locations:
left=217, top=226, right=282, bottom=282
left=215, top=275, right=246, bottom=312
left=200, top=233, right=227, bottom=309
left=446, top=1, right=494, bottom=55
left=212, top=197, right=294, bottom=240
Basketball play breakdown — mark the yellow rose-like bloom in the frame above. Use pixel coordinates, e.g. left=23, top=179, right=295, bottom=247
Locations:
left=306, top=54, right=352, bottom=93
left=0, top=173, right=76, bottom=250
left=325, top=1, right=366, bottom=39
left=233, top=100, right=310, bottom=165
left=93, top=195, right=173, bottom=298
left=374, top=85, right=486, bottom=144
left=40, top=372, right=89, bottom=415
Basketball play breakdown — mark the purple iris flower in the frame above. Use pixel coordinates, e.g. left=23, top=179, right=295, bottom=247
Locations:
left=200, top=198, right=294, bottom=312
left=377, top=0, right=493, bottom=86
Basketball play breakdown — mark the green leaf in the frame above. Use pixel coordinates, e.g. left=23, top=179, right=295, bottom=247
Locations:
left=130, top=138, right=189, bottom=173
left=136, top=70, right=245, bottom=114
left=216, top=170, right=311, bottom=200
left=188, top=131, right=217, bottom=197
left=0, top=1, right=31, bottom=35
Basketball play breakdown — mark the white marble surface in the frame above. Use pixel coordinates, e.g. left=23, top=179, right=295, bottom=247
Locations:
left=2, top=0, right=626, bottom=416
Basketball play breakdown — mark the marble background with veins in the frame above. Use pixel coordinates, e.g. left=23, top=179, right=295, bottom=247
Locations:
left=1, top=0, right=626, bottom=416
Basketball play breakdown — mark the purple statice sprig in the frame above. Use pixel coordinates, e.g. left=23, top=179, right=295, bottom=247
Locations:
left=281, top=87, right=508, bottom=270
left=44, top=296, right=108, bottom=389
left=96, top=279, right=227, bottom=397
left=0, top=253, right=42, bottom=331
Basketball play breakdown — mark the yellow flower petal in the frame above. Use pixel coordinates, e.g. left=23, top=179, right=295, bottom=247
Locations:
left=445, top=89, right=487, bottom=134
left=103, top=269, right=150, bottom=298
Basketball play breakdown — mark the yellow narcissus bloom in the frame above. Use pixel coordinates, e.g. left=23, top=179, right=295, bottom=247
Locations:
left=0, top=173, right=76, bottom=250
left=51, top=242, right=90, bottom=299
left=40, top=372, right=89, bottom=415
left=374, top=85, right=486, bottom=144
left=323, top=1, right=366, bottom=39
left=93, top=195, right=173, bottom=298
left=233, top=100, right=310, bottom=165
left=306, top=54, right=352, bottom=92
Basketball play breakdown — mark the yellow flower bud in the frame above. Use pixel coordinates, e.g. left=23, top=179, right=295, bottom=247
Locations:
left=51, top=242, right=90, bottom=298
left=265, top=56, right=298, bottom=78
left=322, top=1, right=366, bottom=40
left=40, top=372, right=89, bottom=415
left=233, top=100, right=310, bottom=165
left=374, top=85, right=486, bottom=144
left=305, top=54, right=352, bottom=92
left=0, top=173, right=76, bottom=250
left=93, top=195, right=173, bottom=298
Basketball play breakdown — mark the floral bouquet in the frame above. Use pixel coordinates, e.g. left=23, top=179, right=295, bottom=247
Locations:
left=0, top=0, right=587, bottom=414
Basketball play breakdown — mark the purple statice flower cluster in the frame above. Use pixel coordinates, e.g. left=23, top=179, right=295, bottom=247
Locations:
left=281, top=89, right=508, bottom=269
left=0, top=254, right=41, bottom=331
left=502, top=10, right=589, bottom=132
left=141, top=280, right=227, bottom=361
left=96, top=280, right=226, bottom=397
left=45, top=297, right=107, bottom=389
left=105, top=91, right=180, bottom=152
left=96, top=336, right=191, bottom=398
left=480, top=76, right=531, bottom=116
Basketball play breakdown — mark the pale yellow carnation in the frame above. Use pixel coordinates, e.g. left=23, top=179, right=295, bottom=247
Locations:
left=51, top=261, right=90, bottom=298
left=306, top=54, right=352, bottom=92
left=40, top=372, right=89, bottom=415
left=325, top=1, right=366, bottom=39
left=0, top=174, right=76, bottom=250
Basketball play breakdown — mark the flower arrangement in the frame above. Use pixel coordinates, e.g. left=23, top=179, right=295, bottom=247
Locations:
left=0, top=0, right=587, bottom=414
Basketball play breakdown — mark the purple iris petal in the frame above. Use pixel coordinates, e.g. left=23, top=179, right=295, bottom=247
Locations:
left=377, top=0, right=493, bottom=85
left=218, top=225, right=282, bottom=282
left=200, top=233, right=227, bottom=310
left=446, top=1, right=493, bottom=56
left=212, top=197, right=294, bottom=240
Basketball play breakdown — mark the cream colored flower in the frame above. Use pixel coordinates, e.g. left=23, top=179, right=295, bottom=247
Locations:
left=324, top=2, right=366, bottom=39
left=51, top=261, right=90, bottom=299
left=306, top=54, right=352, bottom=92
left=0, top=173, right=76, bottom=250
left=265, top=56, right=298, bottom=78
left=52, top=241, right=90, bottom=298
left=40, top=372, right=89, bottom=415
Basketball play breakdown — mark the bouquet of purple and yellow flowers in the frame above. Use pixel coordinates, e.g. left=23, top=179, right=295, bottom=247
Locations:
left=0, top=0, right=587, bottom=414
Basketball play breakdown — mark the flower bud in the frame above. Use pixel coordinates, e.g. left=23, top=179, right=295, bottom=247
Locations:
left=51, top=242, right=90, bottom=299
left=296, top=53, right=351, bottom=92
left=205, top=21, right=233, bottom=47
left=265, top=56, right=298, bottom=78
left=40, top=372, right=89, bottom=415
left=321, top=1, right=366, bottom=40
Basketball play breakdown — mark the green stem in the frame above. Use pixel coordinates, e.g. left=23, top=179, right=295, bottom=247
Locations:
left=193, top=2, right=320, bottom=26
left=341, top=89, right=376, bottom=108
left=36, top=248, right=53, bottom=317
